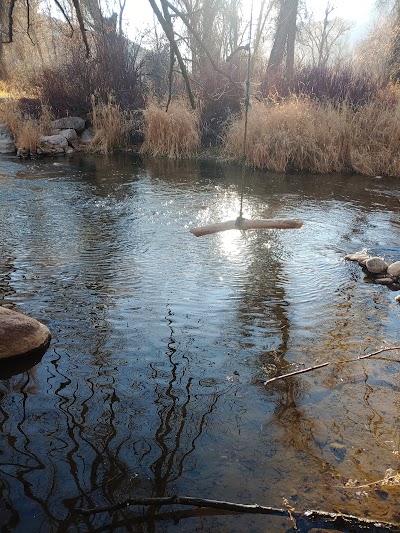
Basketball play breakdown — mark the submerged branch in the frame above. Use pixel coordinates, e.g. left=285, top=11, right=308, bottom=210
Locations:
left=264, top=346, right=400, bottom=385
left=76, top=494, right=400, bottom=531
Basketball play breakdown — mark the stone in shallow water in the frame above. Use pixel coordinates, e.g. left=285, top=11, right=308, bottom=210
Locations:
left=344, top=252, right=370, bottom=264
left=375, top=277, right=394, bottom=285
left=387, top=261, right=400, bottom=277
left=0, top=307, right=51, bottom=359
left=365, top=256, right=388, bottom=274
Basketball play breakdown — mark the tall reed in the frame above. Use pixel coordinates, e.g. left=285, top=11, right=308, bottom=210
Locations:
left=140, top=100, right=200, bottom=159
left=224, top=97, right=349, bottom=173
left=90, top=94, right=134, bottom=154
left=0, top=100, right=54, bottom=152
left=349, top=98, right=400, bottom=177
left=224, top=94, right=400, bottom=177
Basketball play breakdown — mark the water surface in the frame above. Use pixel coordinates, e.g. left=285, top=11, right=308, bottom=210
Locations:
left=0, top=154, right=399, bottom=531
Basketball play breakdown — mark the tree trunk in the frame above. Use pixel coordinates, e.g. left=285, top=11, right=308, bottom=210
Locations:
left=266, top=0, right=299, bottom=86
left=285, top=0, right=298, bottom=78
left=388, top=4, right=400, bottom=80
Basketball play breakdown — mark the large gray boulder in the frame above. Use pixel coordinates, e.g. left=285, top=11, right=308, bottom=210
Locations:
left=365, top=257, right=388, bottom=274
left=80, top=127, right=94, bottom=144
left=0, top=124, right=16, bottom=153
left=38, top=134, right=68, bottom=154
left=52, top=116, right=86, bottom=132
left=0, top=306, right=51, bottom=359
left=59, top=128, right=78, bottom=142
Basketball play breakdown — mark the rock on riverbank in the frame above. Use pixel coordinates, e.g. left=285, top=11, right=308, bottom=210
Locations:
left=0, top=306, right=51, bottom=359
left=0, top=117, right=92, bottom=157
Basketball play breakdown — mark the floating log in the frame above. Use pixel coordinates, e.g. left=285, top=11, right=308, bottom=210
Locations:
left=189, top=218, right=303, bottom=237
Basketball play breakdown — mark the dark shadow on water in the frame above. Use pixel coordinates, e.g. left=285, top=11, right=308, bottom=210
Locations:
left=0, top=345, right=48, bottom=380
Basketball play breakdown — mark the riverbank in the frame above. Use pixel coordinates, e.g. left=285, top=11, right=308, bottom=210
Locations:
left=2, top=90, right=400, bottom=177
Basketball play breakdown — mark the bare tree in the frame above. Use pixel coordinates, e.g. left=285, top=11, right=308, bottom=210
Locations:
left=355, top=12, right=391, bottom=77
left=0, top=0, right=249, bottom=108
left=297, top=2, right=353, bottom=68
left=373, top=0, right=400, bottom=79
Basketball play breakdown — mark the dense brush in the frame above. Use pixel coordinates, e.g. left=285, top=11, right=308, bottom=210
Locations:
left=224, top=92, right=400, bottom=176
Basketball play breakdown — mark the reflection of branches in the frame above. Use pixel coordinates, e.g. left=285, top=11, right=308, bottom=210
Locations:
left=0, top=373, right=58, bottom=529
left=150, top=305, right=222, bottom=496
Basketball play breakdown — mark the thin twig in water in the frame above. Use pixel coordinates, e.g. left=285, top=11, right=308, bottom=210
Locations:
left=264, top=346, right=400, bottom=385
left=75, top=494, right=400, bottom=531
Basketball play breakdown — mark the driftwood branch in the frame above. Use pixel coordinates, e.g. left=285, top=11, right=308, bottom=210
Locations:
left=190, top=218, right=303, bottom=237
left=76, top=495, right=400, bottom=531
left=264, top=346, right=400, bottom=385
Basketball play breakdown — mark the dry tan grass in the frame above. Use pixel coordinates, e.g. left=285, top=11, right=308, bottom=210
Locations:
left=0, top=100, right=54, bottom=152
left=224, top=97, right=349, bottom=173
left=349, top=99, right=400, bottom=177
left=39, top=104, right=54, bottom=135
left=0, top=80, right=32, bottom=99
left=0, top=99, right=22, bottom=137
left=224, top=95, right=400, bottom=177
left=140, top=99, right=200, bottom=159
left=90, top=94, right=133, bottom=154
left=17, top=119, right=41, bottom=152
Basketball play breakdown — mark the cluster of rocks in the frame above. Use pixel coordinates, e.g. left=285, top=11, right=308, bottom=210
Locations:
left=345, top=251, right=400, bottom=301
left=0, top=116, right=94, bottom=157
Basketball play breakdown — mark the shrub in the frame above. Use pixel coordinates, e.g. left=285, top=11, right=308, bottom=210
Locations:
left=34, top=32, right=145, bottom=118
left=196, top=63, right=244, bottom=146
left=140, top=99, right=200, bottom=158
left=262, top=65, right=381, bottom=108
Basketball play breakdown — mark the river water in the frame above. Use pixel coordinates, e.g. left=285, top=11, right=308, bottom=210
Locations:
left=0, top=153, right=399, bottom=532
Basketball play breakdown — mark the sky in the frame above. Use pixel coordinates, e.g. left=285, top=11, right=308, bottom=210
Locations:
left=306, top=0, right=378, bottom=42
left=123, top=0, right=379, bottom=42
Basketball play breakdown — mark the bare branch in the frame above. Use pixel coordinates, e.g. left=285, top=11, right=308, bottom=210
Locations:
left=53, top=0, right=75, bottom=36
left=7, top=0, right=16, bottom=43
left=76, top=494, right=400, bottom=531
left=264, top=345, right=400, bottom=385
left=147, top=0, right=196, bottom=109
left=25, top=0, right=35, bottom=44
left=163, top=0, right=242, bottom=92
